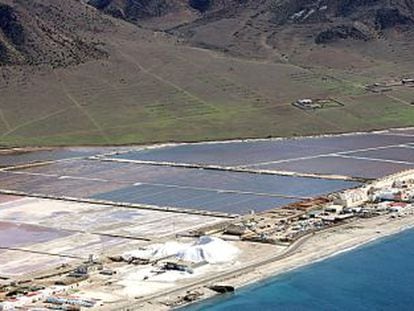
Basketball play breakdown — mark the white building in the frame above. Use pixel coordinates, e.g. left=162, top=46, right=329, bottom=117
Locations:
left=333, top=188, right=368, bottom=208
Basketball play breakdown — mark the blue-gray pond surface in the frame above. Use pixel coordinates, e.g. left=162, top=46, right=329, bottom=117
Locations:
left=91, top=172, right=359, bottom=214
left=111, top=133, right=414, bottom=167
left=1, top=129, right=413, bottom=214
left=111, top=132, right=414, bottom=179
left=0, top=159, right=360, bottom=214
left=182, top=229, right=414, bottom=311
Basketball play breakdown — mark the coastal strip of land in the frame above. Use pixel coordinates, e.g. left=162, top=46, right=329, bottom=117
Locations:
left=134, top=213, right=414, bottom=311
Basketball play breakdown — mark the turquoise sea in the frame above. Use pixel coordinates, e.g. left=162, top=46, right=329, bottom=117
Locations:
left=182, top=229, right=414, bottom=311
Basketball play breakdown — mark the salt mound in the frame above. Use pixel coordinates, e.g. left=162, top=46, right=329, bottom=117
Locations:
left=122, top=237, right=238, bottom=264
left=176, top=236, right=238, bottom=264
left=154, top=241, right=189, bottom=258
left=122, top=241, right=188, bottom=261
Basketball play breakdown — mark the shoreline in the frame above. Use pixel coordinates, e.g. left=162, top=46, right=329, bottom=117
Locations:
left=180, top=224, right=414, bottom=310
left=135, top=213, right=414, bottom=311
left=217, top=216, right=414, bottom=294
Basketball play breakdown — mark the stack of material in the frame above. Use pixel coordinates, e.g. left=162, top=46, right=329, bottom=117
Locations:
left=122, top=241, right=188, bottom=261
left=121, top=236, right=239, bottom=264
left=176, top=236, right=239, bottom=264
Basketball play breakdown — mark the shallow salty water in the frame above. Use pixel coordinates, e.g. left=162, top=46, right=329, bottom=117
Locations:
left=112, top=133, right=414, bottom=167
left=182, top=229, right=414, bottom=311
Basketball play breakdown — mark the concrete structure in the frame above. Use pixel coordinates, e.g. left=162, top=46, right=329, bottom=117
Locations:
left=333, top=188, right=369, bottom=208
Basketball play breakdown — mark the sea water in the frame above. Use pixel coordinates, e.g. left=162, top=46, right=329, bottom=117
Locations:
left=182, top=229, right=414, bottom=311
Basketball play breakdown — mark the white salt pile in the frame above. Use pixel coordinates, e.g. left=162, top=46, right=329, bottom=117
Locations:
left=121, top=236, right=238, bottom=264
left=121, top=241, right=188, bottom=261
left=177, top=236, right=239, bottom=264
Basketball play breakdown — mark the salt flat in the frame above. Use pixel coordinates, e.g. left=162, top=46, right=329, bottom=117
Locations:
left=0, top=129, right=412, bottom=278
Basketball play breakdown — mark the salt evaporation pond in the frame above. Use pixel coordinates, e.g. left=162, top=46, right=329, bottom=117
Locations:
left=182, top=228, right=414, bottom=311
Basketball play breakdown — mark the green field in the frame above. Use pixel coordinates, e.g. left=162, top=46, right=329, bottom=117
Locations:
left=0, top=36, right=413, bottom=147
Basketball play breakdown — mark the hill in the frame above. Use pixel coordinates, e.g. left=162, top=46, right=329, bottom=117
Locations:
left=0, top=0, right=413, bottom=146
left=0, top=0, right=109, bottom=66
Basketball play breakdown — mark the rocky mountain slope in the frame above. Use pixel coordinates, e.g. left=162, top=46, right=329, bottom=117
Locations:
left=87, top=0, right=245, bottom=18
left=89, top=0, right=414, bottom=33
left=0, top=0, right=109, bottom=66
left=87, top=0, right=188, bottom=20
left=84, top=0, right=414, bottom=61
left=0, top=0, right=413, bottom=147
left=269, top=0, right=414, bottom=43
left=1, top=0, right=413, bottom=67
